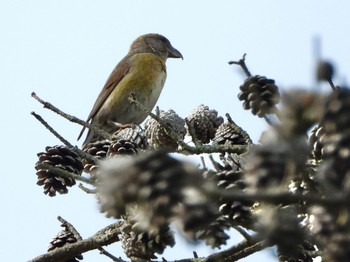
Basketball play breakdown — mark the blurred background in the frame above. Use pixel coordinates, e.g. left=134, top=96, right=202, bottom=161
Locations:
left=1, top=1, right=349, bottom=261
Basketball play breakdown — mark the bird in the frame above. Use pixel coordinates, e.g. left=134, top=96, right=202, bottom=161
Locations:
left=78, top=33, right=183, bottom=147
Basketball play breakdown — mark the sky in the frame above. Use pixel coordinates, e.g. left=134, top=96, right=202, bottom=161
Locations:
left=1, top=1, right=349, bottom=261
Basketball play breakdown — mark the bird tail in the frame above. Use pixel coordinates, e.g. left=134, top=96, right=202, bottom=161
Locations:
left=81, top=128, right=98, bottom=149
left=77, top=126, right=86, bottom=141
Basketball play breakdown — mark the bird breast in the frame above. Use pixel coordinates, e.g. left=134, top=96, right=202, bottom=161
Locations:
left=98, top=53, right=167, bottom=125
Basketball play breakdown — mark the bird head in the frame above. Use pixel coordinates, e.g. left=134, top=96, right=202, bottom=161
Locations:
left=129, top=33, right=183, bottom=60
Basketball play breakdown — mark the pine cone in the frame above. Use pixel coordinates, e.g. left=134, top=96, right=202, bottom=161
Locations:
left=195, top=216, right=230, bottom=248
left=316, top=60, right=334, bottom=82
left=212, top=122, right=251, bottom=146
left=111, top=125, right=148, bottom=150
left=35, top=145, right=83, bottom=197
left=107, top=139, right=139, bottom=157
left=119, top=221, right=174, bottom=260
left=82, top=140, right=110, bottom=174
left=48, top=225, right=83, bottom=261
left=186, top=104, right=224, bottom=144
left=144, top=109, right=186, bottom=150
left=238, top=75, right=280, bottom=117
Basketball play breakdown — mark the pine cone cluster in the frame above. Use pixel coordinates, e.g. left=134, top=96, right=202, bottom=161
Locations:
left=144, top=109, right=186, bottom=150
left=186, top=104, right=224, bottom=144
left=238, top=75, right=280, bottom=117
left=35, top=145, right=83, bottom=196
left=83, top=139, right=142, bottom=174
left=98, top=151, right=197, bottom=233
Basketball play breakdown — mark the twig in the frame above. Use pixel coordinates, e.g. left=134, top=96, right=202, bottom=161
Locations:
left=228, top=54, right=252, bottom=78
left=30, top=221, right=124, bottom=262
left=223, top=240, right=268, bottom=261
left=31, top=111, right=73, bottom=147
left=208, top=154, right=222, bottom=171
left=98, top=247, right=123, bottom=262
left=36, top=163, right=95, bottom=185
left=31, top=92, right=111, bottom=140
left=264, top=115, right=274, bottom=126
left=200, top=156, right=207, bottom=169
left=31, top=111, right=97, bottom=163
left=327, top=78, right=337, bottom=91
left=233, top=226, right=252, bottom=242
left=203, top=236, right=268, bottom=262
left=78, top=183, right=97, bottom=194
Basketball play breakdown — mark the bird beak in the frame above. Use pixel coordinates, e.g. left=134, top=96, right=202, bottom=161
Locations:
left=168, top=46, right=183, bottom=59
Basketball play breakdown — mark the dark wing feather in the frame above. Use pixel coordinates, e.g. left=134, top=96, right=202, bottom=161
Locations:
left=77, top=55, right=131, bottom=140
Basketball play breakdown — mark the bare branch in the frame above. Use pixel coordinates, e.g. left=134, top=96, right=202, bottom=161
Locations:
left=228, top=54, right=252, bottom=78
left=31, top=92, right=111, bottom=140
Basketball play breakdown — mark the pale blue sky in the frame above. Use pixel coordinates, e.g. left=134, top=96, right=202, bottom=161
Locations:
left=1, top=1, right=349, bottom=261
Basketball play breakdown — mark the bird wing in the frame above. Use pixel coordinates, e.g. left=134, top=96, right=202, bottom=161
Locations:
left=77, top=55, right=131, bottom=140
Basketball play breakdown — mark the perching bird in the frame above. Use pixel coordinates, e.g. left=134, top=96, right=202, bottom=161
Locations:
left=78, top=33, right=183, bottom=147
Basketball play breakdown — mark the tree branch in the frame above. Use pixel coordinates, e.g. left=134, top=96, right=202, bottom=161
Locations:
left=29, top=221, right=124, bottom=262
left=31, top=92, right=111, bottom=140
